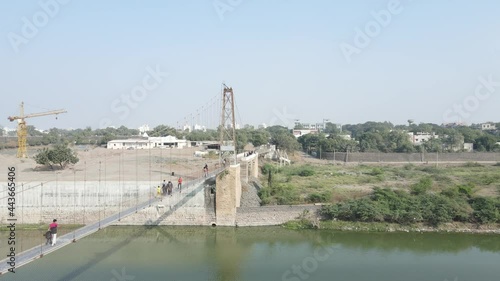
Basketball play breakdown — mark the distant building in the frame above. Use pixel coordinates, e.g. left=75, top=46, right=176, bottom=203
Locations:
left=258, top=123, right=267, bottom=129
left=408, top=132, right=438, bottom=145
left=463, top=143, right=474, bottom=152
left=293, top=129, right=318, bottom=138
left=481, top=122, right=496, bottom=131
left=294, top=119, right=335, bottom=132
left=226, top=123, right=240, bottom=130
left=107, top=135, right=189, bottom=150
left=442, top=122, right=466, bottom=128
left=138, top=124, right=150, bottom=134
left=193, top=124, right=206, bottom=132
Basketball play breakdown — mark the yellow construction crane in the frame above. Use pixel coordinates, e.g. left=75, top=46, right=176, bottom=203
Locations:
left=7, top=102, right=67, bottom=158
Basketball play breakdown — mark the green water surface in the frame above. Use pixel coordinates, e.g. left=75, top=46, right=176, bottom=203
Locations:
left=2, top=226, right=499, bottom=281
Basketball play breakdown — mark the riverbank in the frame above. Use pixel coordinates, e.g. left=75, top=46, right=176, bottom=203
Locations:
left=284, top=219, right=500, bottom=234
left=0, top=224, right=84, bottom=231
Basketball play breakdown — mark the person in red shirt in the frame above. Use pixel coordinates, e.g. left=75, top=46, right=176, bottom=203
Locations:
left=48, top=219, right=58, bottom=246
left=178, top=176, right=183, bottom=192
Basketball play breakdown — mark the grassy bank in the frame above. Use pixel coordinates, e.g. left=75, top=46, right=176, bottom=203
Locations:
left=259, top=162, right=500, bottom=205
left=260, top=161, right=500, bottom=229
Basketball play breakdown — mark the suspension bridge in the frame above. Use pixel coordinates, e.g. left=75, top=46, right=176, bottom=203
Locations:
left=0, top=85, right=262, bottom=275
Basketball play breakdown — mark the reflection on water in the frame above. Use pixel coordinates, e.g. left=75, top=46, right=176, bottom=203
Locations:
left=2, top=226, right=500, bottom=281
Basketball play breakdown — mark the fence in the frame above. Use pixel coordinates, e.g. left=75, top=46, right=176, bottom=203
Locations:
left=320, top=152, right=500, bottom=163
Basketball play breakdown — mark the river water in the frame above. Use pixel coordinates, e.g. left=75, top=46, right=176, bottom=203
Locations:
left=2, top=226, right=500, bottom=281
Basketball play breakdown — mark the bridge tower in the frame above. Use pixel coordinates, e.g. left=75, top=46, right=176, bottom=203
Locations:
left=219, top=84, right=237, bottom=164
left=215, top=84, right=242, bottom=226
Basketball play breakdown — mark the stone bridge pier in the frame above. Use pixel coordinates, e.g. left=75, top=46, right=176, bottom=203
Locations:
left=215, top=152, right=259, bottom=226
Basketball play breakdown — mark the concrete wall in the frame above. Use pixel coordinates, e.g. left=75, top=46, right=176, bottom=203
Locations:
left=0, top=181, right=154, bottom=224
left=251, top=154, right=259, bottom=178
left=215, top=164, right=241, bottom=226
left=321, top=152, right=500, bottom=163
left=115, top=185, right=216, bottom=226
left=236, top=205, right=322, bottom=227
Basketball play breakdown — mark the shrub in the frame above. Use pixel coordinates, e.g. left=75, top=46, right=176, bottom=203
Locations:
left=261, top=163, right=277, bottom=174
left=417, top=195, right=454, bottom=226
left=457, top=183, right=475, bottom=197
left=420, top=166, right=442, bottom=174
left=298, top=167, right=315, bottom=177
left=403, top=164, right=415, bottom=170
left=369, top=167, right=384, bottom=176
left=320, top=204, right=339, bottom=220
left=410, top=177, right=433, bottom=195
left=307, top=191, right=332, bottom=203
left=462, top=162, right=483, bottom=168
left=471, top=197, right=499, bottom=223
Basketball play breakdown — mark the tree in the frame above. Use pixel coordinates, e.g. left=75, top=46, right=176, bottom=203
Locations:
left=358, top=132, right=384, bottom=152
left=386, top=131, right=415, bottom=153
left=323, top=122, right=341, bottom=135
left=271, top=132, right=300, bottom=152
left=475, top=135, right=499, bottom=151
left=34, top=144, right=79, bottom=169
left=422, top=138, right=443, bottom=152
left=149, top=125, right=178, bottom=137
left=248, top=129, right=270, bottom=147
left=442, top=129, right=464, bottom=151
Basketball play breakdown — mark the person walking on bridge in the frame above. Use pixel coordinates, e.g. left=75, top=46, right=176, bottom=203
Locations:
left=161, top=180, right=167, bottom=195
left=177, top=176, right=183, bottom=192
left=156, top=185, right=162, bottom=198
left=48, top=219, right=58, bottom=246
left=167, top=181, right=173, bottom=196
left=203, top=163, right=208, bottom=177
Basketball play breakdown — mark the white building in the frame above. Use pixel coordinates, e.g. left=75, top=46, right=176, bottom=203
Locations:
left=258, top=123, right=267, bottom=129
left=107, top=136, right=190, bottom=150
left=408, top=132, right=438, bottom=145
left=481, top=122, right=496, bottom=131
left=293, top=129, right=318, bottom=138
left=294, top=119, right=338, bottom=132
left=463, top=143, right=474, bottom=152
left=138, top=124, right=150, bottom=134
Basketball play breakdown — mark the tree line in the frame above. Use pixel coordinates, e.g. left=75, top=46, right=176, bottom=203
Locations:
left=0, top=124, right=301, bottom=154
left=2, top=121, right=499, bottom=154
left=298, top=122, right=500, bottom=153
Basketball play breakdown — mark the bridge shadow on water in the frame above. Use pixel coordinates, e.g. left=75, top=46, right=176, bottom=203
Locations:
left=54, top=175, right=215, bottom=281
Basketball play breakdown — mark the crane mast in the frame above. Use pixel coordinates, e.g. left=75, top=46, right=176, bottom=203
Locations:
left=7, top=102, right=67, bottom=158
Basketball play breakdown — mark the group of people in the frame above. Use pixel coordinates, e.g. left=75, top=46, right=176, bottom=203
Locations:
left=157, top=177, right=183, bottom=197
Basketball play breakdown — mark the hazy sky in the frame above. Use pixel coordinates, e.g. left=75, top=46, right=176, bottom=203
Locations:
left=1, top=0, right=499, bottom=130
